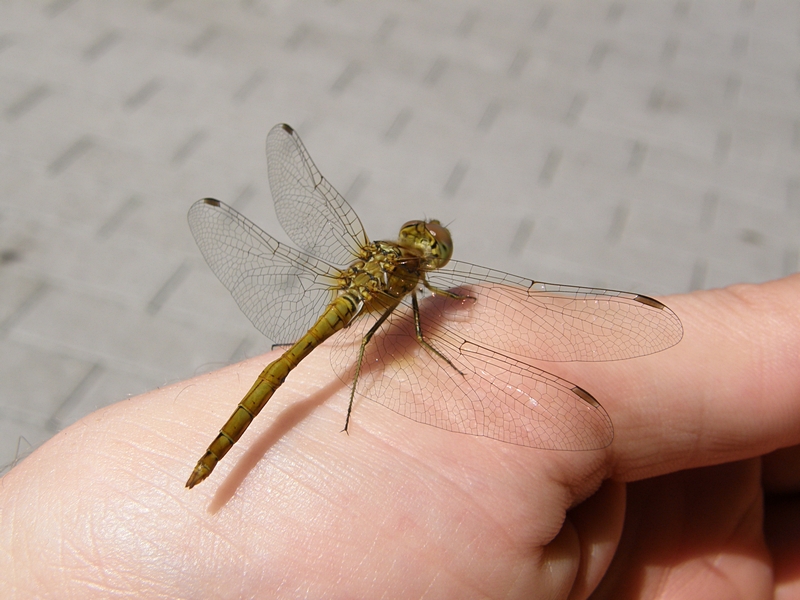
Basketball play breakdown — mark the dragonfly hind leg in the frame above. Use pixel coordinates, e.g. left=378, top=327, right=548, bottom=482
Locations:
left=343, top=300, right=401, bottom=433
left=411, top=292, right=465, bottom=377
left=342, top=291, right=467, bottom=435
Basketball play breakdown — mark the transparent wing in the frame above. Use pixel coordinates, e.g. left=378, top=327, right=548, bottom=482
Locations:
left=329, top=298, right=614, bottom=451
left=425, top=260, right=683, bottom=362
left=191, top=122, right=681, bottom=452
left=188, top=198, right=340, bottom=345
left=327, top=260, right=682, bottom=449
left=266, top=123, right=369, bottom=266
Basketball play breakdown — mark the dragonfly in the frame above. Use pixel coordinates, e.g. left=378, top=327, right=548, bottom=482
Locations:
left=185, top=123, right=683, bottom=489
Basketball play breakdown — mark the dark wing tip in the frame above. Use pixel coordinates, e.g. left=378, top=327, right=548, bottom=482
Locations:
left=633, top=294, right=668, bottom=310
left=571, top=385, right=601, bottom=408
left=279, top=123, right=295, bottom=134
left=200, top=197, right=221, bottom=207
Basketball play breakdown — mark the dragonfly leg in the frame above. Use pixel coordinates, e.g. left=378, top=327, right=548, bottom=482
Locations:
left=422, top=278, right=475, bottom=301
left=411, top=292, right=465, bottom=376
left=344, top=300, right=401, bottom=433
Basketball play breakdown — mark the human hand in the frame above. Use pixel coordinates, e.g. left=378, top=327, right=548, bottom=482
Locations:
left=1, top=275, right=799, bottom=599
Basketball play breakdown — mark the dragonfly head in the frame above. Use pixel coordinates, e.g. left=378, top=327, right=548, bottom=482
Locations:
left=398, top=219, right=453, bottom=270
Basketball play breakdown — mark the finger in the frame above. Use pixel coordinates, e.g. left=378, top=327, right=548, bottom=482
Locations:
left=564, top=479, right=626, bottom=599
left=764, top=491, right=800, bottom=599
left=763, top=445, right=800, bottom=493
left=0, top=350, right=586, bottom=599
left=549, top=274, right=800, bottom=481
left=591, top=460, right=772, bottom=599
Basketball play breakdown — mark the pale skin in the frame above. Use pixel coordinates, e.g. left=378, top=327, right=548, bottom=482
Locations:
left=1, top=275, right=800, bottom=599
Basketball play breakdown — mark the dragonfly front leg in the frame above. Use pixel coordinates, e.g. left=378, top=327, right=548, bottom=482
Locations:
left=423, top=278, right=475, bottom=302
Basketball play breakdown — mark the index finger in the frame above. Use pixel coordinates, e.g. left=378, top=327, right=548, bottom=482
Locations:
left=565, top=274, right=800, bottom=481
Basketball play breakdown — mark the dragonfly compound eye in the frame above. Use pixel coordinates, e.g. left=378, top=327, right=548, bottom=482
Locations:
left=399, top=220, right=453, bottom=270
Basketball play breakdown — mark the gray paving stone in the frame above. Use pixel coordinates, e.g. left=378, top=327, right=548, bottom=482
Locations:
left=0, top=419, right=49, bottom=476
left=52, top=364, right=168, bottom=431
left=0, top=337, right=93, bottom=468
left=10, top=285, right=246, bottom=377
left=0, top=0, right=798, bottom=466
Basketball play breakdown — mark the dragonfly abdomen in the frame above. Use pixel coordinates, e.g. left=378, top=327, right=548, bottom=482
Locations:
left=185, top=293, right=362, bottom=488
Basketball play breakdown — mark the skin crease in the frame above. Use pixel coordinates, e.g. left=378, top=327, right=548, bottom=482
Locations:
left=1, top=275, right=799, bottom=599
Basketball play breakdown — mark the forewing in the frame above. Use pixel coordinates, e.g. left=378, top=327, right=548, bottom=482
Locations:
left=330, top=299, right=613, bottom=450
left=425, top=260, right=683, bottom=362
left=188, top=198, right=339, bottom=345
left=266, top=123, right=369, bottom=266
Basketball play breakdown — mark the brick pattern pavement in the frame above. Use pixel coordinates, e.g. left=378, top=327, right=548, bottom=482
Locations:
left=1, top=0, right=798, bottom=469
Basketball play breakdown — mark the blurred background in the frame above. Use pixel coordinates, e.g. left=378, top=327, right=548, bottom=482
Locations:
left=1, top=0, right=798, bottom=470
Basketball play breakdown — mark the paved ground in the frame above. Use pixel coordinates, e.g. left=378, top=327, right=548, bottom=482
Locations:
left=1, top=0, right=798, bottom=470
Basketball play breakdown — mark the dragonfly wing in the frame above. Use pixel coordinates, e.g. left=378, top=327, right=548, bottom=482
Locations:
left=188, top=198, right=339, bottom=345
left=425, top=260, right=683, bottom=362
left=266, top=123, right=369, bottom=267
left=330, top=300, right=613, bottom=450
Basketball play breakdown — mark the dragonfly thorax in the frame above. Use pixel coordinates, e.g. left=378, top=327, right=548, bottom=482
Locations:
left=343, top=241, right=422, bottom=305
left=398, top=219, right=453, bottom=270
